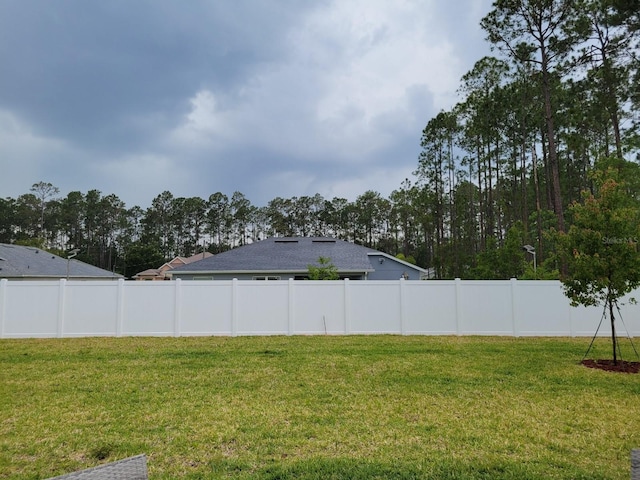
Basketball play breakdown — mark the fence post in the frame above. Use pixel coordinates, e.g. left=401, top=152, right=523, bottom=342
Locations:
left=344, top=278, right=351, bottom=334
left=174, top=279, right=182, bottom=337
left=0, top=278, right=7, bottom=338
left=511, top=278, right=519, bottom=337
left=116, top=278, right=125, bottom=337
left=57, top=279, right=66, bottom=338
left=231, top=278, right=238, bottom=336
left=454, top=278, right=462, bottom=335
left=632, top=449, right=640, bottom=480
left=568, top=290, right=576, bottom=337
left=399, top=278, right=406, bottom=335
left=288, top=278, right=295, bottom=336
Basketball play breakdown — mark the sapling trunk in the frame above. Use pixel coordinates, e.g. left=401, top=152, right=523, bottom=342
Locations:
left=608, top=293, right=617, bottom=365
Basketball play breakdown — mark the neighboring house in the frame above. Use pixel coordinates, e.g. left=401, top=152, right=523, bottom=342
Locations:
left=0, top=243, right=123, bottom=280
left=133, top=251, right=213, bottom=280
left=169, top=237, right=429, bottom=280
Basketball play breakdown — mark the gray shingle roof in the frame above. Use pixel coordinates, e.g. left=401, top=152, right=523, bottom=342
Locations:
left=0, top=244, right=123, bottom=280
left=171, top=237, right=376, bottom=274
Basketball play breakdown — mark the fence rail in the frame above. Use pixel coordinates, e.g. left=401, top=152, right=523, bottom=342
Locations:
left=1, top=278, right=638, bottom=338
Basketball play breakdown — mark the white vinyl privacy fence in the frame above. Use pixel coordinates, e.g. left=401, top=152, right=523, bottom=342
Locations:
left=1, top=278, right=638, bottom=338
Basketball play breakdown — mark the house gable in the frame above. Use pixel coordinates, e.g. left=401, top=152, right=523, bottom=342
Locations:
left=366, top=253, right=427, bottom=280
left=134, top=252, right=213, bottom=280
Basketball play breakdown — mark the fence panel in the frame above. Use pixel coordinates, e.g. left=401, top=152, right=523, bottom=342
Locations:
left=235, top=281, right=289, bottom=335
left=617, top=294, right=640, bottom=337
left=179, top=280, right=233, bottom=336
left=512, top=281, right=570, bottom=336
left=122, top=282, right=176, bottom=336
left=403, top=280, right=458, bottom=334
left=457, top=281, right=515, bottom=335
left=293, top=281, right=346, bottom=334
left=2, top=281, right=59, bottom=337
left=64, top=281, right=119, bottom=336
left=350, top=281, right=402, bottom=333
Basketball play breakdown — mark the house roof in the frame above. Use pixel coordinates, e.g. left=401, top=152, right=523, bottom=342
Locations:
left=170, top=237, right=424, bottom=275
left=134, top=252, right=213, bottom=278
left=165, top=252, right=213, bottom=269
left=0, top=243, right=123, bottom=280
left=132, top=268, right=163, bottom=279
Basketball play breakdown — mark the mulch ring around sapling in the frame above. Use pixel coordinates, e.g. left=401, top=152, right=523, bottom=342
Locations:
left=581, top=359, right=640, bottom=373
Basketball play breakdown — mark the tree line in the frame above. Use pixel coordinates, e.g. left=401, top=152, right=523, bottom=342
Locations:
left=1, top=0, right=638, bottom=280
left=414, top=0, right=639, bottom=278
left=0, top=184, right=430, bottom=278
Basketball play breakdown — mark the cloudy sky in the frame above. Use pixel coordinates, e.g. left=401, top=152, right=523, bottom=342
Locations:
left=0, top=1, right=493, bottom=208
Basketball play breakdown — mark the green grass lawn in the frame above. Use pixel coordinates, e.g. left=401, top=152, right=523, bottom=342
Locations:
left=0, top=335, right=638, bottom=479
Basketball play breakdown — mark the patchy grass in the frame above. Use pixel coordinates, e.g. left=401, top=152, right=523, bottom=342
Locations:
left=0, top=336, right=638, bottom=479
